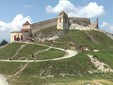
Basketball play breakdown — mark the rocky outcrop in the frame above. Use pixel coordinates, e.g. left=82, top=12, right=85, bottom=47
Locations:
left=87, top=54, right=113, bottom=72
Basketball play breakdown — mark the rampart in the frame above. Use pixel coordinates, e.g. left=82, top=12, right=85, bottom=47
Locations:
left=31, top=17, right=91, bottom=35
left=69, top=17, right=90, bottom=26
left=31, top=18, right=57, bottom=34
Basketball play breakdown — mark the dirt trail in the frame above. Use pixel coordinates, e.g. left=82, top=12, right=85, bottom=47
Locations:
left=13, top=44, right=26, bottom=58
left=0, top=42, right=78, bottom=62
left=13, top=63, right=28, bottom=76
left=85, top=31, right=99, bottom=44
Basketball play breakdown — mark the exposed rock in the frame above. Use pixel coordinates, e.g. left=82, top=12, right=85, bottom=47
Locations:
left=87, top=54, right=113, bottom=72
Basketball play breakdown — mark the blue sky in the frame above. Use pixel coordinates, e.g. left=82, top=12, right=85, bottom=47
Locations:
left=0, top=0, right=113, bottom=42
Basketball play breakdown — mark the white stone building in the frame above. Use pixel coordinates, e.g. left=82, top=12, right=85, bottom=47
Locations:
left=10, top=21, right=32, bottom=42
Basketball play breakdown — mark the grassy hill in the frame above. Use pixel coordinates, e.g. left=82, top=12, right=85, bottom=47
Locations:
left=1, top=28, right=113, bottom=84
left=54, top=30, right=113, bottom=50
left=0, top=43, right=24, bottom=59
left=0, top=43, right=65, bottom=60
left=35, top=27, right=113, bottom=50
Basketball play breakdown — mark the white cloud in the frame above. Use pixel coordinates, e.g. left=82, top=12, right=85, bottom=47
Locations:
left=0, top=14, right=32, bottom=32
left=101, top=22, right=113, bottom=33
left=0, top=14, right=31, bottom=42
left=46, top=0, right=105, bottom=18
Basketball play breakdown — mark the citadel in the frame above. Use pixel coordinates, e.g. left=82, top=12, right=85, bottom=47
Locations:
left=10, top=11, right=99, bottom=42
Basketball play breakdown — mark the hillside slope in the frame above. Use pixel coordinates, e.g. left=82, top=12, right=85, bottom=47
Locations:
left=36, top=27, right=113, bottom=50
left=1, top=28, right=113, bottom=84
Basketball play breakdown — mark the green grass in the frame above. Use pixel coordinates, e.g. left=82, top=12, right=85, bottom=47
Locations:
left=35, top=48, right=65, bottom=60
left=20, top=53, right=95, bottom=76
left=8, top=74, right=113, bottom=85
left=1, top=29, right=113, bottom=84
left=35, top=29, right=113, bottom=51
left=88, top=31, right=113, bottom=49
left=52, top=30, right=113, bottom=50
left=0, top=53, right=95, bottom=76
left=0, top=62, right=24, bottom=75
left=17, top=44, right=48, bottom=57
left=54, top=30, right=98, bottom=49
left=0, top=43, right=23, bottom=59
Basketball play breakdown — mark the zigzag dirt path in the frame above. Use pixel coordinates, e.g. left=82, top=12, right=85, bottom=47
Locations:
left=13, top=62, right=28, bottom=76
left=13, top=44, right=26, bottom=58
left=34, top=47, right=52, bottom=56
left=0, top=42, right=78, bottom=62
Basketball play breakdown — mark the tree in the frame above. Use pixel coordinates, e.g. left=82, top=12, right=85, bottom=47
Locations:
left=0, top=40, right=8, bottom=46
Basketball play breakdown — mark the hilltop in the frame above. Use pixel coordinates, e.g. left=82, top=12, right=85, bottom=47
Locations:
left=1, top=26, right=113, bottom=84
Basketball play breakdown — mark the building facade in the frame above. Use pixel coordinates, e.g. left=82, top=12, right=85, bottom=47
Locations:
left=10, top=21, right=32, bottom=42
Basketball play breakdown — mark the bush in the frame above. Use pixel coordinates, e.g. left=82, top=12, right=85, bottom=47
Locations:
left=0, top=40, right=8, bottom=46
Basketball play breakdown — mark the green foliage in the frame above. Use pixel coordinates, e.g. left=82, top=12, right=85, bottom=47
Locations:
left=0, top=39, right=8, bottom=46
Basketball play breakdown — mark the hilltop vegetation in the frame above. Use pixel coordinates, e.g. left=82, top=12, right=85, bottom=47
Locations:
left=36, top=27, right=113, bottom=50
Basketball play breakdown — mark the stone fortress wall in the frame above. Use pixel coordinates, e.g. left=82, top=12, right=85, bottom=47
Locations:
left=31, top=17, right=93, bottom=34
left=10, top=11, right=99, bottom=42
left=31, top=18, right=57, bottom=35
left=69, top=17, right=90, bottom=26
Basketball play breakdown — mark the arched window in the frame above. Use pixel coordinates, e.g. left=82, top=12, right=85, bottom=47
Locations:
left=21, top=35, right=23, bottom=40
left=14, top=35, right=16, bottom=41
left=16, top=37, right=20, bottom=41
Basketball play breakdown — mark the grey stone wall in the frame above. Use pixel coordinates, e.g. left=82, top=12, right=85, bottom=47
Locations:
left=69, top=17, right=90, bottom=26
left=31, top=17, right=91, bottom=35
left=31, top=18, right=57, bottom=35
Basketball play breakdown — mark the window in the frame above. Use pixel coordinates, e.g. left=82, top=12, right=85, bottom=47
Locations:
left=14, top=35, right=16, bottom=41
left=21, top=35, right=23, bottom=40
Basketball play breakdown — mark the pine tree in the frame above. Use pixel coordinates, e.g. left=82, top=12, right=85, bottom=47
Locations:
left=0, top=40, right=8, bottom=46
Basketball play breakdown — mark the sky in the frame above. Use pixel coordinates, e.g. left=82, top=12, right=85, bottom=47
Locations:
left=0, top=0, right=113, bottom=42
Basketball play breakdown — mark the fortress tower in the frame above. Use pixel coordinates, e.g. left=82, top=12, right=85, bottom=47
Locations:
left=57, top=11, right=70, bottom=30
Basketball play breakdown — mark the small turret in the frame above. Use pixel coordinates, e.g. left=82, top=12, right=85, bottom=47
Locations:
left=21, top=21, right=31, bottom=32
